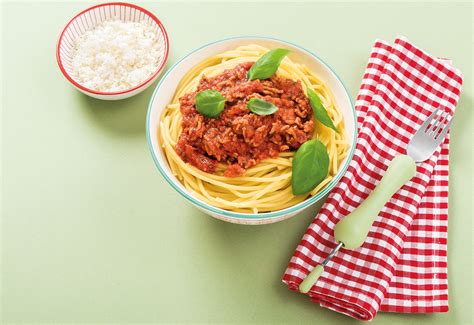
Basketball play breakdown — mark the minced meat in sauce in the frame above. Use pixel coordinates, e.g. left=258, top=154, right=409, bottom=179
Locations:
left=176, top=62, right=314, bottom=177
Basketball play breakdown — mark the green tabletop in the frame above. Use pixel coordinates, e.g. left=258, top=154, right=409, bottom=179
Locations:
left=1, top=1, right=472, bottom=324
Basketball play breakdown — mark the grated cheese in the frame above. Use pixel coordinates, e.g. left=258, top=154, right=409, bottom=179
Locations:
left=71, top=18, right=163, bottom=92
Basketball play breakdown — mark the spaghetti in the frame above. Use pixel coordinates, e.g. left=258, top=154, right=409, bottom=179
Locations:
left=159, top=44, right=348, bottom=213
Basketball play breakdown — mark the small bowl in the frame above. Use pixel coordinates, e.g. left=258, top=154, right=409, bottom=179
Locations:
left=147, top=37, right=357, bottom=225
left=56, top=2, right=169, bottom=100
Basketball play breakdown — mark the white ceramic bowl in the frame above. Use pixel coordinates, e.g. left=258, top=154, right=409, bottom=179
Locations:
left=147, top=37, right=357, bottom=225
left=56, top=2, right=169, bottom=100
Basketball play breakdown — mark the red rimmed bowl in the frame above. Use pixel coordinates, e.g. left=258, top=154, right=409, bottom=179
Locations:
left=56, top=2, right=169, bottom=100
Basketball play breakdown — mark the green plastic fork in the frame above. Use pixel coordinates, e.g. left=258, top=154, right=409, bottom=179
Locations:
left=299, top=108, right=453, bottom=294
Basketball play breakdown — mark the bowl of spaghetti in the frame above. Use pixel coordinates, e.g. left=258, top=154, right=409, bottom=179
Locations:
left=147, top=37, right=357, bottom=224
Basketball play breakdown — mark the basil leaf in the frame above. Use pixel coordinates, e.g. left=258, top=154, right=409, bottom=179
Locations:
left=195, top=90, right=226, bottom=118
left=307, top=87, right=338, bottom=133
left=291, top=139, right=329, bottom=195
left=247, top=98, right=278, bottom=115
left=247, top=48, right=290, bottom=80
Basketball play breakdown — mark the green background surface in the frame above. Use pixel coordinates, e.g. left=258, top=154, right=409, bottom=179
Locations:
left=1, top=1, right=473, bottom=324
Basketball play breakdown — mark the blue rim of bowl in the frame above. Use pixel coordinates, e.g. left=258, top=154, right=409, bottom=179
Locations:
left=146, top=36, right=357, bottom=221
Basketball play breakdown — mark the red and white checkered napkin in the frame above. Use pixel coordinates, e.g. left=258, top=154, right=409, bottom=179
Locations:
left=282, top=37, right=463, bottom=321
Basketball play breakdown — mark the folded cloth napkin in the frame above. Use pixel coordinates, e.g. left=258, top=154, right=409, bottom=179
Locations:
left=282, top=36, right=463, bottom=321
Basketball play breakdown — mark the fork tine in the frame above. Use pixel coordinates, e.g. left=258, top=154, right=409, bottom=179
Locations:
left=428, top=110, right=446, bottom=135
left=408, top=108, right=454, bottom=162
left=421, top=108, right=440, bottom=132
left=435, top=116, right=453, bottom=140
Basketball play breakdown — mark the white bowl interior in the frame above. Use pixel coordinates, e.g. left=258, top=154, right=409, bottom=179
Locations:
left=147, top=38, right=356, bottom=222
left=58, top=3, right=167, bottom=95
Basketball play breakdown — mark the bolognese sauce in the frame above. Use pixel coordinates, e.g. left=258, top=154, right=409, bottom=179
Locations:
left=176, top=62, right=314, bottom=177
